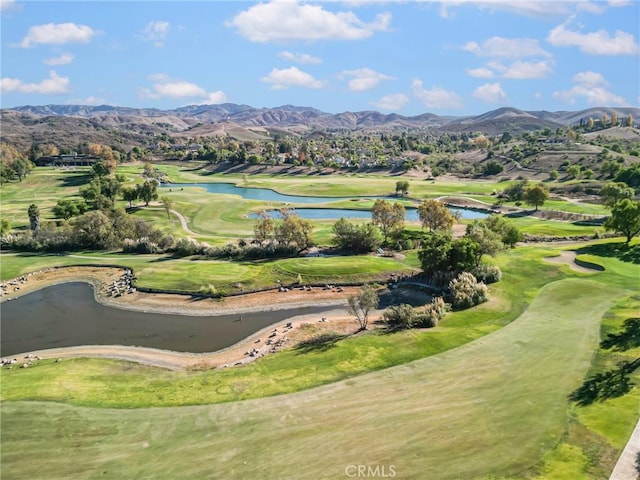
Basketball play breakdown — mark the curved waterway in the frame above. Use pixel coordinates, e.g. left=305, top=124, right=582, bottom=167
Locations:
left=0, top=282, right=335, bottom=357
left=163, top=183, right=487, bottom=219
left=162, top=182, right=386, bottom=204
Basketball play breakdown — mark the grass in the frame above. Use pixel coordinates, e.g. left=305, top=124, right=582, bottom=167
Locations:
left=1, top=165, right=638, bottom=479
left=0, top=277, right=625, bottom=479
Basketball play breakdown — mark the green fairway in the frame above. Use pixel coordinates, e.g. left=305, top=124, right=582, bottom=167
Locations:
left=0, top=278, right=624, bottom=479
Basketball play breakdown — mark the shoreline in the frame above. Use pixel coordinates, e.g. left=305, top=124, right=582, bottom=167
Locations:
left=1, top=266, right=366, bottom=370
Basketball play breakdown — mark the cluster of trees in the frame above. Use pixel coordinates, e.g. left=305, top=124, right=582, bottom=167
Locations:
left=4, top=161, right=167, bottom=253
left=501, top=179, right=550, bottom=210
left=0, top=143, right=34, bottom=184
left=7, top=205, right=172, bottom=252
left=600, top=182, right=640, bottom=244
left=253, top=209, right=314, bottom=254
left=419, top=214, right=520, bottom=285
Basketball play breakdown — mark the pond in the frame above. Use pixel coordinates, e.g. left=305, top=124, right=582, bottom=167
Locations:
left=162, top=182, right=390, bottom=204
left=163, top=183, right=488, bottom=219
left=0, top=283, right=336, bottom=357
left=247, top=206, right=487, bottom=221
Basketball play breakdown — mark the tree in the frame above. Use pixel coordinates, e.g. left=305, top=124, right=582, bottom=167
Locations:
left=605, top=199, right=640, bottom=244
left=161, top=196, right=173, bottom=219
left=136, top=180, right=158, bottom=206
left=600, top=182, right=634, bottom=207
left=418, top=231, right=453, bottom=277
left=275, top=212, right=314, bottom=253
left=524, top=183, right=549, bottom=211
left=465, top=222, right=504, bottom=266
left=371, top=199, right=405, bottom=244
left=567, top=164, right=581, bottom=179
left=253, top=211, right=275, bottom=245
left=91, top=161, right=110, bottom=178
left=53, top=199, right=87, bottom=220
left=502, top=179, right=529, bottom=201
left=27, top=203, right=40, bottom=231
left=332, top=218, right=382, bottom=253
left=417, top=199, right=455, bottom=232
left=475, top=214, right=523, bottom=247
left=347, top=285, right=379, bottom=331
left=122, top=186, right=139, bottom=208
left=627, top=113, right=633, bottom=127
left=483, top=160, right=503, bottom=175
left=395, top=180, right=410, bottom=196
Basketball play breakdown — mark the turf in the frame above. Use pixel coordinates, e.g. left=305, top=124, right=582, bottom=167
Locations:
left=0, top=278, right=623, bottom=479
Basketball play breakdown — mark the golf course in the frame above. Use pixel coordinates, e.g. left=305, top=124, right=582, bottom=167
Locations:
left=1, top=163, right=638, bottom=479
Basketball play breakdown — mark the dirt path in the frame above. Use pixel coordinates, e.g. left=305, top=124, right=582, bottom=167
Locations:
left=609, top=418, right=640, bottom=480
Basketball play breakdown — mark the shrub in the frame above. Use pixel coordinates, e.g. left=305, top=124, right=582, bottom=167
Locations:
left=383, top=304, right=416, bottom=330
left=448, top=272, right=488, bottom=309
left=414, top=297, right=448, bottom=328
left=471, top=264, right=502, bottom=284
left=173, top=238, right=210, bottom=257
left=122, top=237, right=162, bottom=254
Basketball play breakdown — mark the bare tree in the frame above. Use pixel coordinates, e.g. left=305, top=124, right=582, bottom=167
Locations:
left=161, top=196, right=173, bottom=219
left=347, top=285, right=379, bottom=331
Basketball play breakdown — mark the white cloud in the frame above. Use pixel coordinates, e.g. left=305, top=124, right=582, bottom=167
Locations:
left=278, top=51, right=322, bottom=64
left=411, top=79, right=463, bottom=109
left=140, top=20, right=171, bottom=47
left=67, top=96, right=107, bottom=105
left=463, top=36, right=551, bottom=58
left=202, top=91, right=228, bottom=104
left=547, top=21, right=639, bottom=55
left=473, top=82, right=507, bottom=103
left=18, top=23, right=96, bottom=48
left=44, top=53, right=74, bottom=66
left=227, top=1, right=391, bottom=42
left=487, top=60, right=553, bottom=79
left=261, top=67, right=325, bottom=90
left=340, top=68, right=394, bottom=92
left=140, top=74, right=227, bottom=103
left=0, top=0, right=19, bottom=11
left=0, top=70, right=70, bottom=94
left=573, top=70, right=607, bottom=87
left=371, top=93, right=409, bottom=111
left=440, top=1, right=604, bottom=18
left=608, top=0, right=631, bottom=6
left=466, top=67, right=494, bottom=78
left=553, top=71, right=626, bottom=105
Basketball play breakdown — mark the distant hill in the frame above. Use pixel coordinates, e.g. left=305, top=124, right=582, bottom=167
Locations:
left=2, top=103, right=639, bottom=151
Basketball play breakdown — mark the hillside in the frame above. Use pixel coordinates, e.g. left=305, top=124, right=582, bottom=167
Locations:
left=2, top=103, right=639, bottom=152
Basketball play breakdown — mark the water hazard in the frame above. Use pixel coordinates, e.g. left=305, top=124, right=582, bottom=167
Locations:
left=163, top=183, right=488, bottom=219
left=0, top=282, right=335, bottom=357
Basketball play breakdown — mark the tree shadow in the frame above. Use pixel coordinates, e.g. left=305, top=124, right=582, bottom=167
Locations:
left=601, top=318, right=640, bottom=351
left=576, top=242, right=640, bottom=265
left=294, top=332, right=347, bottom=353
left=569, top=358, right=640, bottom=406
left=59, top=173, right=91, bottom=187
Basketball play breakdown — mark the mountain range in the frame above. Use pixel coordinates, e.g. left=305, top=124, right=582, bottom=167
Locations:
left=1, top=103, right=638, bottom=151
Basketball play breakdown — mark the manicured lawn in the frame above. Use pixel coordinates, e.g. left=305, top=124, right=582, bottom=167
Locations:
left=0, top=277, right=625, bottom=479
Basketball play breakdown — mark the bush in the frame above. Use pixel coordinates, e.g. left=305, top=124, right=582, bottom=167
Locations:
left=383, top=304, right=416, bottom=330
left=448, top=272, right=488, bottom=309
left=172, top=238, right=210, bottom=257
left=471, top=264, right=502, bottom=284
left=414, top=297, right=448, bottom=328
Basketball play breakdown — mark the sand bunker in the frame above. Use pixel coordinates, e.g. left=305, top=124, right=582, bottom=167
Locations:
left=544, top=251, right=604, bottom=273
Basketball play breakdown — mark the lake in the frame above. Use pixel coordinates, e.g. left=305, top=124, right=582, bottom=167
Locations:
left=163, top=182, right=488, bottom=219
left=0, top=283, right=335, bottom=357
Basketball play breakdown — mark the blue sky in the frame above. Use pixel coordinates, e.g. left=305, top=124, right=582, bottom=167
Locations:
left=1, top=0, right=638, bottom=115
